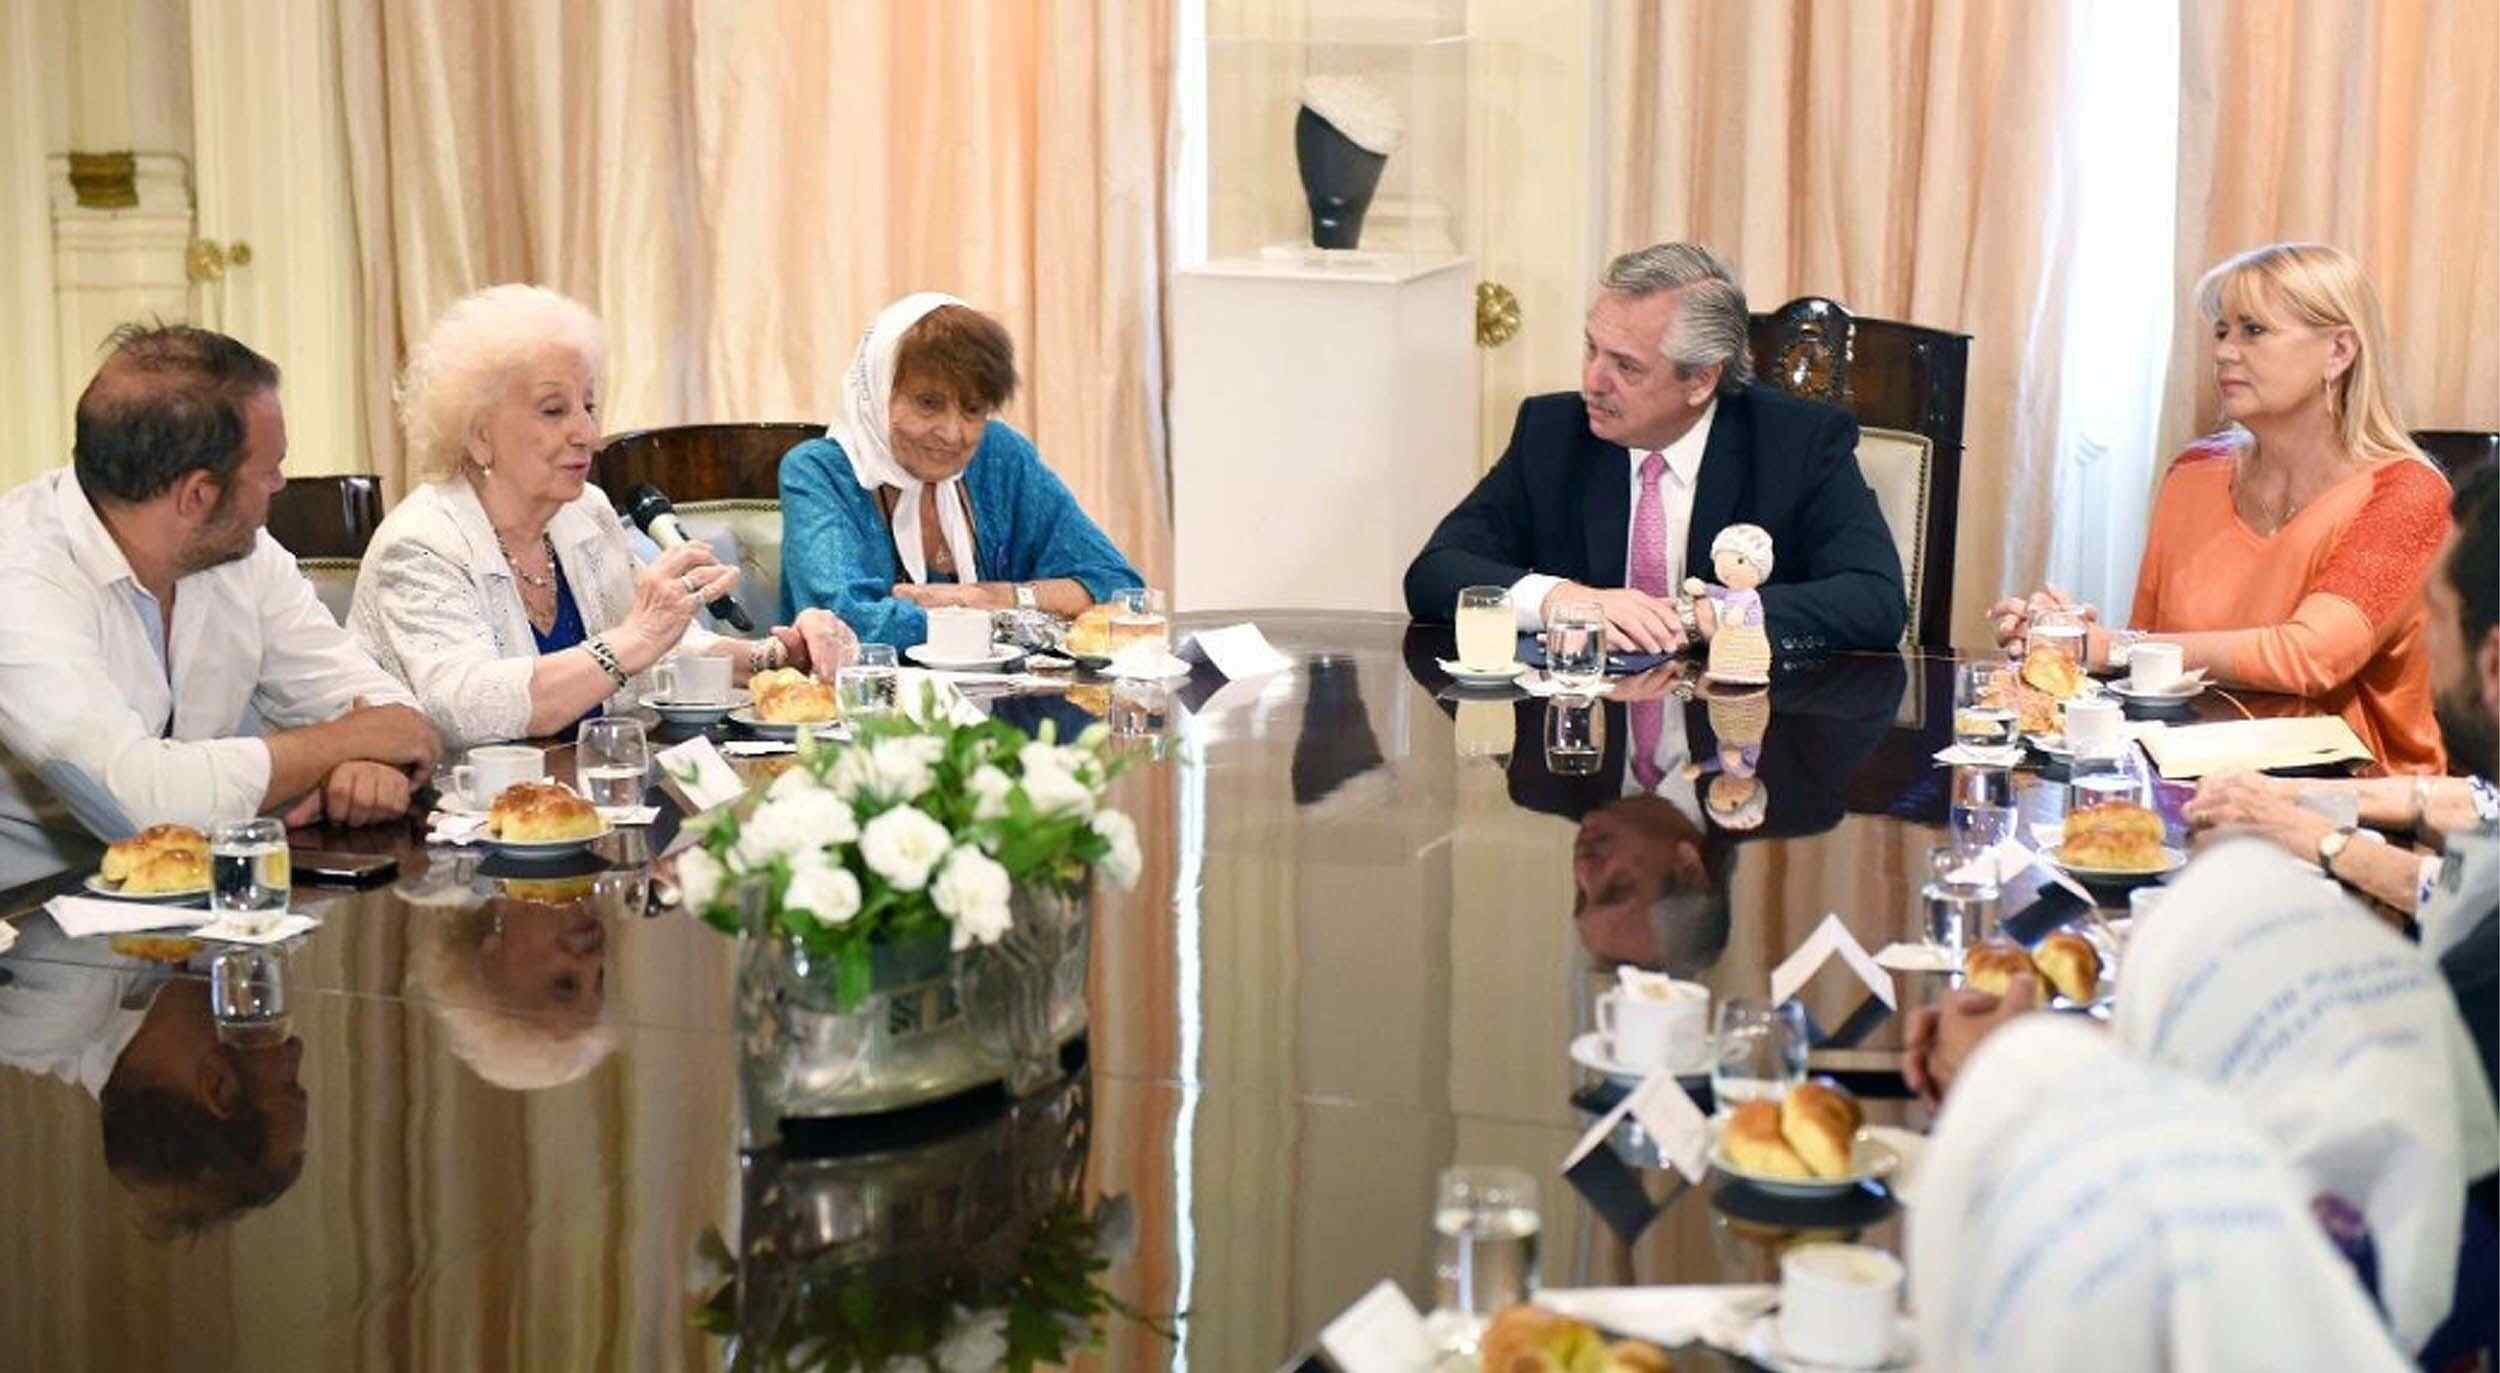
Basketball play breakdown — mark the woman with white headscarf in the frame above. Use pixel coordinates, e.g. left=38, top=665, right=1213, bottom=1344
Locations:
left=2116, top=837, right=2500, bottom=1358
left=777, top=294, right=1143, bottom=648
left=1915, top=1016, right=2411, bottom=1371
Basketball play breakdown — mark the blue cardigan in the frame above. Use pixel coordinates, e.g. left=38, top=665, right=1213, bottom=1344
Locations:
left=777, top=423, right=1143, bottom=647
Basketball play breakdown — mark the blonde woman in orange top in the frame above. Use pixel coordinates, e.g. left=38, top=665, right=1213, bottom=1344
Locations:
left=1995, top=243, right=2453, bottom=773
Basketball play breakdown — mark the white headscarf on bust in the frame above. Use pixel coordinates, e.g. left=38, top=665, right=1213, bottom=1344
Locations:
left=827, top=291, right=982, bottom=586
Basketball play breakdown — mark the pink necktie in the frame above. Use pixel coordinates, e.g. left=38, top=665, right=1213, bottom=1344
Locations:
left=1631, top=700, right=1664, bottom=792
left=1630, top=452, right=1672, bottom=597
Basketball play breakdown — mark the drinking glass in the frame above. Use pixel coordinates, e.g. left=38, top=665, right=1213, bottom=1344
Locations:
left=210, top=948, right=287, bottom=1028
left=1455, top=699, right=1515, bottom=765
left=1108, top=587, right=1171, bottom=658
left=1952, top=661, right=2018, bottom=749
left=209, top=817, right=289, bottom=915
left=2068, top=748, right=2142, bottom=812
left=1432, top=1165, right=1541, bottom=1333
left=1710, top=998, right=1809, bottom=1111
left=1454, top=586, right=1515, bottom=671
left=577, top=716, right=651, bottom=807
left=1922, top=843, right=2001, bottom=952
left=838, top=643, right=901, bottom=718
left=2028, top=605, right=2087, bottom=673
left=1544, top=601, right=1606, bottom=691
left=1949, top=765, right=2018, bottom=853
left=1542, top=696, right=1602, bottom=776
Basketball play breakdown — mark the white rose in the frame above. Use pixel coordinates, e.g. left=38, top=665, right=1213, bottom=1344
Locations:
left=857, top=805, right=953, bottom=891
left=1018, top=752, right=1096, bottom=819
left=734, top=784, right=858, bottom=868
left=967, top=764, right=1016, bottom=821
left=934, top=1310, right=1009, bottom=1373
left=1091, top=809, right=1142, bottom=890
left=783, top=854, right=862, bottom=926
left=676, top=846, right=726, bottom=911
left=822, top=745, right=877, bottom=803
left=932, top=845, right=1014, bottom=949
left=867, top=735, right=945, bottom=802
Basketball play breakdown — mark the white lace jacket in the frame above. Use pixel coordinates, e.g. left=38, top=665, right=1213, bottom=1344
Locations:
left=350, top=479, right=719, bottom=749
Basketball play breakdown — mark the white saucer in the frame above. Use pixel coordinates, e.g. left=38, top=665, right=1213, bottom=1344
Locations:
left=486, top=818, right=614, bottom=860
left=1102, top=651, right=1195, bottom=680
left=648, top=689, right=748, bottom=723
left=1709, top=1128, right=1902, bottom=1197
left=1439, top=658, right=1530, bottom=687
left=2045, top=844, right=2187, bottom=886
left=906, top=643, right=1022, bottom=671
left=728, top=706, right=840, bottom=740
left=1569, top=1030, right=1712, bottom=1083
left=82, top=873, right=210, bottom=905
left=2107, top=677, right=2206, bottom=703
left=2025, top=731, right=2074, bottom=758
left=1733, top=1313, right=1917, bottom=1371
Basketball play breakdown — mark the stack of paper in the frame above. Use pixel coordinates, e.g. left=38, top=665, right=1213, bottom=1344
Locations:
left=2138, top=715, right=2372, bottom=779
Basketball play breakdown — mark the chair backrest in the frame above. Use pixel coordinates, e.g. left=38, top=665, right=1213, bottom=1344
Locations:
left=591, top=423, right=823, bottom=631
left=268, top=475, right=384, bottom=626
left=1748, top=297, right=1970, bottom=650
left=2411, top=430, right=2500, bottom=478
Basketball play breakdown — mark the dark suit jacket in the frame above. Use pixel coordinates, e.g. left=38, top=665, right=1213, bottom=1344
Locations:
left=1403, top=387, right=1908, bottom=654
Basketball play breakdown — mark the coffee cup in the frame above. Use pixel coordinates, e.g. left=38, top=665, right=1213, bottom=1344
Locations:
left=1777, top=1243, right=1902, bottom=1368
left=2063, top=696, right=2125, bottom=755
left=448, top=744, right=546, bottom=810
left=925, top=607, right=993, bottom=663
left=2129, top=640, right=2185, bottom=693
left=654, top=653, right=734, bottom=705
left=1595, top=978, right=1710, bottom=1074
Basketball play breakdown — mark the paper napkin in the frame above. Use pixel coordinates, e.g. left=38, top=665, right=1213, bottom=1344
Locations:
left=1874, top=941, right=1961, bottom=974
left=598, top=805, right=660, bottom=826
left=1517, top=674, right=1617, bottom=699
left=426, top=813, right=491, bottom=847
left=1770, top=913, right=1896, bottom=1008
left=47, top=894, right=210, bottom=938
left=657, top=736, right=747, bottom=812
left=1932, top=743, right=2025, bottom=768
left=1178, top=623, right=1293, bottom=680
left=1316, top=1280, right=1438, bottom=1373
left=720, top=739, right=796, bottom=756
left=1538, top=1286, right=1778, bottom=1351
left=193, top=911, right=320, bottom=945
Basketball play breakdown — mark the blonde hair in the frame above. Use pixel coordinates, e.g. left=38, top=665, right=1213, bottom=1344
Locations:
left=2193, top=243, right=2424, bottom=465
left=398, top=284, right=606, bottom=483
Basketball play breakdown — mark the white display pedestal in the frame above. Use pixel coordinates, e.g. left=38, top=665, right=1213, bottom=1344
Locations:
left=1170, top=253, right=1478, bottom=613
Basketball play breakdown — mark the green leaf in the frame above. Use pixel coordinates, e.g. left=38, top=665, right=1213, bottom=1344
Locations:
left=835, top=940, right=872, bottom=1009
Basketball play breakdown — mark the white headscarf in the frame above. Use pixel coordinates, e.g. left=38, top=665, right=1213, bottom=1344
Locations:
left=827, top=291, right=982, bottom=585
left=1914, top=1017, right=2410, bottom=1372
left=2114, top=838, right=2500, bottom=1351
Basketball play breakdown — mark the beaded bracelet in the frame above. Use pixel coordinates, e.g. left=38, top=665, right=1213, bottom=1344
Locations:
left=585, top=635, right=630, bottom=687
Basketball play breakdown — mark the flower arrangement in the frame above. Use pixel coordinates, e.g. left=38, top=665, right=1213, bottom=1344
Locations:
left=677, top=690, right=1143, bottom=1009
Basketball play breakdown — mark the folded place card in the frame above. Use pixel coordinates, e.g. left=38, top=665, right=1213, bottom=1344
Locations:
left=2137, top=714, right=2372, bottom=779
left=657, top=736, right=748, bottom=812
left=0, top=918, right=18, bottom=955
left=1315, top=1279, right=1438, bottom=1373
left=1770, top=913, right=1896, bottom=1009
left=1180, top=623, right=1293, bottom=680
left=48, top=894, right=210, bottom=939
left=721, top=739, right=797, bottom=756
left=1564, top=1067, right=1713, bottom=1185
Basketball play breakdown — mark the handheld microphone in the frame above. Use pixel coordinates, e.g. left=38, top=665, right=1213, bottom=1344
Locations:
left=623, top=483, right=757, bottom=632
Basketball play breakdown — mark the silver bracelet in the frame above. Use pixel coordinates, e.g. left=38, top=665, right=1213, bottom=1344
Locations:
left=585, top=636, right=630, bottom=687
left=750, top=636, right=787, bottom=672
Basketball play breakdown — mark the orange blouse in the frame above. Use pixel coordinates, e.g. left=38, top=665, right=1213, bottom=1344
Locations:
left=2129, top=439, right=2453, bottom=774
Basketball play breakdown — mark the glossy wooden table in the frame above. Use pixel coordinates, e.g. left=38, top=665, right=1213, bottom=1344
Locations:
left=0, top=613, right=2284, bottom=1370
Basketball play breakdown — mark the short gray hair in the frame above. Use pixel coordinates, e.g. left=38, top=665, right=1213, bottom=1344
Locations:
left=1600, top=242, right=1754, bottom=394
left=399, top=283, right=606, bottom=483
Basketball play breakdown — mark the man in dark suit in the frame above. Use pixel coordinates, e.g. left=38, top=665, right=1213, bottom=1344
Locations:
left=1404, top=242, right=1906, bottom=658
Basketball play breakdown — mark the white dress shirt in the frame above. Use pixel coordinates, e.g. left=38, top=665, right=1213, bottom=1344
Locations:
left=350, top=477, right=722, bottom=750
left=0, top=918, right=168, bottom=1098
left=1511, top=400, right=1717, bottom=630
left=0, top=468, right=417, bottom=888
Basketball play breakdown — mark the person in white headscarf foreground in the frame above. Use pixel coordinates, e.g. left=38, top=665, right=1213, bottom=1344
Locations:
left=1914, top=1017, right=2411, bottom=1372
left=776, top=294, right=1142, bottom=648
left=2116, top=837, right=2500, bottom=1359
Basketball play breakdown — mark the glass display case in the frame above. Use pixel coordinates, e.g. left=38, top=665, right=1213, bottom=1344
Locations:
left=1199, top=1, right=1470, bottom=275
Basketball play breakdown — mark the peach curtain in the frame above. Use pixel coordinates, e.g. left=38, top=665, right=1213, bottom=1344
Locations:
left=2165, top=0, right=2500, bottom=447
left=337, top=0, right=1174, bottom=583
left=1604, top=0, right=2077, bottom=649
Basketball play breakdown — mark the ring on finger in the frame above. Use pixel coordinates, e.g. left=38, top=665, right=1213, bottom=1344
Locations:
left=680, top=573, right=701, bottom=594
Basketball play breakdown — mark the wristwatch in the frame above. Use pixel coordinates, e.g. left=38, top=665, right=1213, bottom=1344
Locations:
left=2316, top=824, right=2360, bottom=871
left=1014, top=583, right=1039, bottom=611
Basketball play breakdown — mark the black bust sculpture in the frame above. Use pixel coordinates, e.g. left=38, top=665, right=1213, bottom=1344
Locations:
left=1294, top=105, right=1390, bottom=250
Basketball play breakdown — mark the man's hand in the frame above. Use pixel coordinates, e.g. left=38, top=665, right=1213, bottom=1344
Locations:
left=281, top=760, right=415, bottom=830
left=1542, top=581, right=1686, bottom=654
left=1903, top=975, right=2040, bottom=1109
left=1612, top=663, right=1695, bottom=703
left=340, top=698, right=442, bottom=783
left=777, top=607, right=859, bottom=678
left=2184, top=771, right=2334, bottom=862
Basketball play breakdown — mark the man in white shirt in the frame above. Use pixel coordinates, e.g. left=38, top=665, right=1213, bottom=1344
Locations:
left=0, top=324, right=441, bottom=887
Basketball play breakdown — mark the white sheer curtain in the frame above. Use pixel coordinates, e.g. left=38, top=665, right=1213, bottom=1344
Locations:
left=2039, top=0, right=2179, bottom=619
left=0, top=2, right=65, bottom=491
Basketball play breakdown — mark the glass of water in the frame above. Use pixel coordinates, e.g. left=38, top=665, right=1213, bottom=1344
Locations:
left=1953, top=661, right=2018, bottom=749
left=210, top=817, right=290, bottom=914
left=1949, top=765, right=2018, bottom=852
left=1711, top=998, right=1809, bottom=1111
left=1922, top=843, right=2001, bottom=952
left=210, top=948, right=287, bottom=1026
left=1542, top=695, right=1603, bottom=776
left=838, top=642, right=901, bottom=718
left=2068, top=748, right=2143, bottom=812
left=1432, top=1165, right=1540, bottom=1336
left=2028, top=605, right=2087, bottom=673
left=1544, top=601, right=1606, bottom=691
left=577, top=717, right=650, bottom=807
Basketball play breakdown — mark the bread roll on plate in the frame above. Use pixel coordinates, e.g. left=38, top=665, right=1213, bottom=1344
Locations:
left=120, top=847, right=211, bottom=894
left=1779, top=1078, right=1864, bottom=1178
left=2059, top=801, right=2166, bottom=870
left=749, top=667, right=838, bottom=724
left=2031, top=929, right=2103, bottom=1003
left=1478, top=1304, right=1670, bottom=1373
left=1722, top=1100, right=1812, bottom=1179
left=1962, top=938, right=2034, bottom=997
left=487, top=781, right=603, bottom=842
left=101, top=823, right=207, bottom=885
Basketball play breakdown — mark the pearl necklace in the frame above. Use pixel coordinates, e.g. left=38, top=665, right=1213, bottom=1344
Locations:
left=496, top=529, right=559, bottom=591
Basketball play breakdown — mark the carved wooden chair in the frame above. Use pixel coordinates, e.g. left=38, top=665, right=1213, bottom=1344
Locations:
left=267, top=475, right=384, bottom=625
left=1748, top=297, right=1970, bottom=652
left=591, top=422, right=823, bottom=630
left=2412, top=430, right=2500, bottom=478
